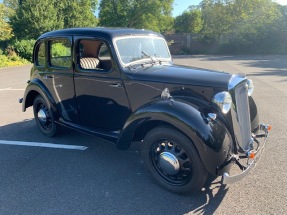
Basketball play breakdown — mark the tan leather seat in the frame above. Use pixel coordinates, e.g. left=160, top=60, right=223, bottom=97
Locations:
left=80, top=57, right=100, bottom=69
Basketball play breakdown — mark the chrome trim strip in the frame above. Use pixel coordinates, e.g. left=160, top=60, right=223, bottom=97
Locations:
left=228, top=74, right=246, bottom=90
left=222, top=124, right=269, bottom=184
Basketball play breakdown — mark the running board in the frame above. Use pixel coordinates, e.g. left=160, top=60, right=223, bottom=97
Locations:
left=57, top=119, right=119, bottom=144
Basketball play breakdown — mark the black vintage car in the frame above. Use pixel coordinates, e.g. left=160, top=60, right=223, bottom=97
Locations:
left=20, top=28, right=270, bottom=194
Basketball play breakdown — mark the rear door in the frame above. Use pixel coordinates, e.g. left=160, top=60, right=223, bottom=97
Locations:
left=45, top=37, right=79, bottom=123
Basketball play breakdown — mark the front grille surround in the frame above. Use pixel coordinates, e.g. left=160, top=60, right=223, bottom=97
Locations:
left=228, top=75, right=252, bottom=152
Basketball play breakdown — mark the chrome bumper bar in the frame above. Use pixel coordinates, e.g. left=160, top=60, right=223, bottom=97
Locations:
left=222, top=123, right=270, bottom=184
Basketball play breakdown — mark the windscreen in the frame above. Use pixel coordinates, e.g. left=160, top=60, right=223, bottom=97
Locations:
left=114, top=36, right=171, bottom=65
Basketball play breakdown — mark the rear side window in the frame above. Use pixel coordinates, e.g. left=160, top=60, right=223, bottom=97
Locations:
left=49, top=39, right=71, bottom=68
left=36, top=42, right=45, bottom=66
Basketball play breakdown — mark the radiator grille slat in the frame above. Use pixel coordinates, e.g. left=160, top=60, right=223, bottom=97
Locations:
left=234, top=82, right=251, bottom=151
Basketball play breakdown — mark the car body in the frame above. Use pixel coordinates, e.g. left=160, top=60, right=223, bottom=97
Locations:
left=20, top=28, right=270, bottom=194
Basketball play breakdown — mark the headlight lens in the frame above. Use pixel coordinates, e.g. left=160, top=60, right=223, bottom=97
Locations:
left=212, top=91, right=232, bottom=114
left=247, top=79, right=254, bottom=96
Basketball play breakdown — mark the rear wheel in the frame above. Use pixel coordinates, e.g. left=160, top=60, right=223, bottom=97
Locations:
left=141, top=126, right=208, bottom=194
left=33, top=95, right=59, bottom=137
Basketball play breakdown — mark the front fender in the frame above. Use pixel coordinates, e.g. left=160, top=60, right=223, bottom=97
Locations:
left=22, top=79, right=57, bottom=116
left=117, top=100, right=234, bottom=175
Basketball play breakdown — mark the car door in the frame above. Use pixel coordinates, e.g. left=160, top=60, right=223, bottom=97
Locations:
left=73, top=37, right=131, bottom=131
left=45, top=37, right=79, bottom=123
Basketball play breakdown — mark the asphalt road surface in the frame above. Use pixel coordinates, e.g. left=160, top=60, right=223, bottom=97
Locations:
left=0, top=55, right=286, bottom=215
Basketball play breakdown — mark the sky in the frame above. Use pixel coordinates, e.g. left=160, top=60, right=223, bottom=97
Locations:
left=173, top=0, right=201, bottom=17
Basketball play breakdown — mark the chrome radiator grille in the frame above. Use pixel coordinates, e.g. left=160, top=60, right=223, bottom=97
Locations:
left=231, top=81, right=252, bottom=151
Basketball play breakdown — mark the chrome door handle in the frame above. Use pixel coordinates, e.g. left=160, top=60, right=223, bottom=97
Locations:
left=44, top=75, right=53, bottom=79
left=109, top=83, right=122, bottom=88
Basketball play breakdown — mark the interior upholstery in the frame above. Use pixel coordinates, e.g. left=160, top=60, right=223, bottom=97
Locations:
left=80, top=57, right=100, bottom=69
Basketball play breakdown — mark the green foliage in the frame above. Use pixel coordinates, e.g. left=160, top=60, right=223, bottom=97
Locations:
left=50, top=40, right=71, bottom=68
left=3, top=0, right=18, bottom=17
left=62, top=0, right=98, bottom=28
left=174, top=9, right=203, bottom=33
left=200, top=0, right=284, bottom=43
left=0, top=54, right=29, bottom=68
left=277, top=5, right=287, bottom=29
left=13, top=39, right=35, bottom=61
left=9, top=0, right=98, bottom=40
left=0, top=3, right=13, bottom=41
left=10, top=0, right=64, bottom=39
left=51, top=43, right=68, bottom=57
left=99, top=0, right=174, bottom=33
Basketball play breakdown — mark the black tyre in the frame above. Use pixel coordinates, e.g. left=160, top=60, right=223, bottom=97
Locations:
left=141, top=126, right=208, bottom=194
left=33, top=95, right=59, bottom=137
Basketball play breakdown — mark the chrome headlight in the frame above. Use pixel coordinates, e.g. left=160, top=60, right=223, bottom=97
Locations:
left=247, top=79, right=254, bottom=96
left=212, top=91, right=232, bottom=114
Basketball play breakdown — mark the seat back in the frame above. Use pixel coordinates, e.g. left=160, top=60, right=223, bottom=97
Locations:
left=80, top=57, right=100, bottom=69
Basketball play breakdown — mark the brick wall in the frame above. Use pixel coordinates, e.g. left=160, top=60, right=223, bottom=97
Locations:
left=163, top=33, right=207, bottom=55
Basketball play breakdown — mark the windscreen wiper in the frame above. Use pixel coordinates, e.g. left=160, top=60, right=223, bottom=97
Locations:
left=142, top=51, right=156, bottom=64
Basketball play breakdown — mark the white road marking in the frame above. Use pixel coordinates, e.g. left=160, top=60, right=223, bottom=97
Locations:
left=0, top=140, right=88, bottom=150
left=0, top=88, right=25, bottom=91
left=0, top=88, right=11, bottom=91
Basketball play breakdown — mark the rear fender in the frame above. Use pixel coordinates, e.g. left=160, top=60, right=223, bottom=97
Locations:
left=117, top=100, right=233, bottom=175
left=22, top=79, right=58, bottom=117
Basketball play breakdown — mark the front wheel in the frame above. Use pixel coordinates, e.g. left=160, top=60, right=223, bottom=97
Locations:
left=33, top=95, right=59, bottom=137
left=141, top=126, right=208, bottom=194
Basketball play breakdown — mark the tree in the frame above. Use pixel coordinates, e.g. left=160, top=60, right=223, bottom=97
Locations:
left=3, top=0, right=18, bottom=17
left=9, top=0, right=98, bottom=40
left=200, top=0, right=232, bottom=42
left=99, top=0, right=174, bottom=33
left=277, top=4, right=287, bottom=30
left=200, top=0, right=283, bottom=45
left=10, top=0, right=64, bottom=39
left=62, top=0, right=98, bottom=28
left=174, top=9, right=203, bottom=33
left=0, top=3, right=13, bottom=41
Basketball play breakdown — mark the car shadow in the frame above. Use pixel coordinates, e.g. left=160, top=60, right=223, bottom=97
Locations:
left=0, top=119, right=229, bottom=214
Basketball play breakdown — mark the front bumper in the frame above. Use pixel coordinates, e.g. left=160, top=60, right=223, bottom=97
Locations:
left=222, top=123, right=270, bottom=184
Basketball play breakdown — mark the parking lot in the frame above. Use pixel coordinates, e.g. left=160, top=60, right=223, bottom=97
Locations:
left=0, top=55, right=286, bottom=214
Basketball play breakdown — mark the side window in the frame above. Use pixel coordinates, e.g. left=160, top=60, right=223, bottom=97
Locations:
left=98, top=43, right=111, bottom=60
left=49, top=39, right=71, bottom=68
left=78, top=39, right=112, bottom=71
left=36, top=42, right=45, bottom=66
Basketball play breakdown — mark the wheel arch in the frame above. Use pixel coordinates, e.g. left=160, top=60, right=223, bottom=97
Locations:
left=22, top=79, right=58, bottom=118
left=117, top=100, right=234, bottom=175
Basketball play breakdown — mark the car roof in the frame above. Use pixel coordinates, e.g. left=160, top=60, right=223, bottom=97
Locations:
left=38, top=27, right=163, bottom=40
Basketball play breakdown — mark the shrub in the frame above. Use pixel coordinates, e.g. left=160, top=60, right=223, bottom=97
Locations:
left=0, top=54, right=29, bottom=68
left=51, top=42, right=70, bottom=57
left=13, top=39, right=35, bottom=61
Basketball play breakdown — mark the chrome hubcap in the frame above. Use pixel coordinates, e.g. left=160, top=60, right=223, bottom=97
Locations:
left=37, top=109, right=47, bottom=124
left=158, top=152, right=180, bottom=175
left=151, top=140, right=193, bottom=185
